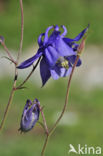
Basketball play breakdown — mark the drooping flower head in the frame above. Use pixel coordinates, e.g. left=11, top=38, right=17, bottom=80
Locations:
left=18, top=25, right=89, bottom=86
left=19, top=98, right=40, bottom=133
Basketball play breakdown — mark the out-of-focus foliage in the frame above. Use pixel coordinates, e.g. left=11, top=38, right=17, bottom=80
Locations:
left=0, top=1, right=103, bottom=155
left=0, top=78, right=103, bottom=156
left=0, top=0, right=103, bottom=49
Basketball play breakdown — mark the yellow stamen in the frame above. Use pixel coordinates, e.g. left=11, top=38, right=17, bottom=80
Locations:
left=56, top=57, right=69, bottom=69
left=61, top=60, right=69, bottom=69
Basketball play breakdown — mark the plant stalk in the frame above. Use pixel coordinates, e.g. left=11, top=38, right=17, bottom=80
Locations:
left=41, top=55, right=80, bottom=155
left=0, top=0, right=24, bottom=132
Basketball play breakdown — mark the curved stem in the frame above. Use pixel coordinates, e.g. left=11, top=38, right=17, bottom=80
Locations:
left=0, top=68, right=18, bottom=131
left=1, top=41, right=17, bottom=65
left=39, top=105, right=49, bottom=135
left=49, top=55, right=79, bottom=135
left=41, top=55, right=80, bottom=155
left=16, top=57, right=41, bottom=90
left=17, top=0, right=24, bottom=62
left=0, top=0, right=24, bottom=132
left=41, top=135, right=49, bottom=156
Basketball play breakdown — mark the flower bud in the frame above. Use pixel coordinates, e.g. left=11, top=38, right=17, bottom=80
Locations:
left=19, top=99, right=40, bottom=133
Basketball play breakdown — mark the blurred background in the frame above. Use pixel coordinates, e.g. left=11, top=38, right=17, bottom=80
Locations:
left=0, top=0, right=103, bottom=155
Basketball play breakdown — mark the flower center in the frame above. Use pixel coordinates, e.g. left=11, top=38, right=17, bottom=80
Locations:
left=56, top=57, right=69, bottom=69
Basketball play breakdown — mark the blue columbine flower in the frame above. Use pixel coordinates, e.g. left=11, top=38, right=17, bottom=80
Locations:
left=19, top=98, right=40, bottom=133
left=17, top=25, right=88, bottom=86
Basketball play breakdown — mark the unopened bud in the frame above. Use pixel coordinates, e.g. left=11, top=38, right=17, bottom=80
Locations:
left=19, top=98, right=40, bottom=133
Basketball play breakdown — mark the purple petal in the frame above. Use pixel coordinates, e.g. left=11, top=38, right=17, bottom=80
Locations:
left=44, top=46, right=60, bottom=67
left=38, top=33, right=45, bottom=46
left=17, top=51, right=42, bottom=69
left=63, top=67, right=72, bottom=77
left=50, top=68, right=59, bottom=80
left=63, top=26, right=89, bottom=43
left=25, top=103, right=39, bottom=131
left=63, top=37, right=74, bottom=43
left=0, top=36, right=4, bottom=43
left=43, top=26, right=53, bottom=45
left=55, top=37, right=76, bottom=56
left=50, top=65, right=72, bottom=80
left=47, top=27, right=75, bottom=57
left=67, top=55, right=82, bottom=66
left=24, top=100, right=32, bottom=111
left=48, top=30, right=61, bottom=45
left=76, top=58, right=82, bottom=66
left=54, top=25, right=59, bottom=31
left=40, top=58, right=51, bottom=86
left=26, top=104, right=39, bottom=120
left=73, top=25, right=89, bottom=41
left=19, top=99, right=40, bottom=132
left=33, top=98, right=40, bottom=104
left=61, top=25, right=67, bottom=38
